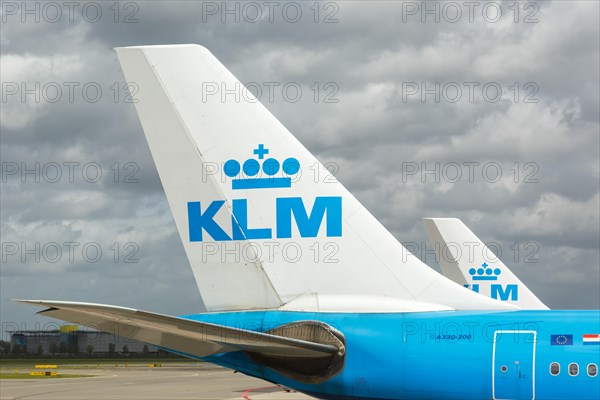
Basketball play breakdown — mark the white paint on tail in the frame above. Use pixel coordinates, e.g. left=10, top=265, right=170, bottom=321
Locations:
left=423, top=218, right=548, bottom=310
left=116, top=44, right=516, bottom=312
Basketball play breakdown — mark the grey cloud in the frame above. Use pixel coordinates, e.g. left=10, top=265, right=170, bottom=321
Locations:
left=1, top=1, right=598, bottom=332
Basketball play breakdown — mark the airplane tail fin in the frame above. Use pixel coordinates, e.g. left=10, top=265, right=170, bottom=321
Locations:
left=423, top=218, right=548, bottom=310
left=115, top=45, right=515, bottom=312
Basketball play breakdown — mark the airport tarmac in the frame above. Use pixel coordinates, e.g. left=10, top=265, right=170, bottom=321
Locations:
left=0, top=362, right=314, bottom=400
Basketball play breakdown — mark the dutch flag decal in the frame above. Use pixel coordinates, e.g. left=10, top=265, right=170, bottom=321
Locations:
left=583, top=334, right=600, bottom=345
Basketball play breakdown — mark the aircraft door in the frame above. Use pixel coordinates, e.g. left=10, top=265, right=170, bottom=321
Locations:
left=492, top=330, right=536, bottom=400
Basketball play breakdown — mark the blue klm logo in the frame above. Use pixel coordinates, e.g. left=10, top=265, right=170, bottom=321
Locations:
left=188, top=145, right=342, bottom=242
left=466, top=262, right=519, bottom=301
left=468, top=262, right=501, bottom=281
left=223, top=144, right=300, bottom=190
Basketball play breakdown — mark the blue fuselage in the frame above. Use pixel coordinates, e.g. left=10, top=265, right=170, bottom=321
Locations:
left=178, top=310, right=600, bottom=400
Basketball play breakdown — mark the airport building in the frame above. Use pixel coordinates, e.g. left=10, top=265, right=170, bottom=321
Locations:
left=10, top=325, right=157, bottom=355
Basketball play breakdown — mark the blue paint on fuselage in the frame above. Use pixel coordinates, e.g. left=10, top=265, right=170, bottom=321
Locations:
left=177, top=310, right=600, bottom=400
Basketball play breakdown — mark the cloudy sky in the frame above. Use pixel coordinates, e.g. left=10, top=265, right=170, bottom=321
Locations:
left=1, top=1, right=598, bottom=336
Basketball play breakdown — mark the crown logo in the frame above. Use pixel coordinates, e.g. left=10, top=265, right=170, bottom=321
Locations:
left=468, top=262, right=501, bottom=281
left=223, top=144, right=300, bottom=190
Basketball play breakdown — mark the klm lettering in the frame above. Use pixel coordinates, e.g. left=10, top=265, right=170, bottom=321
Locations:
left=187, top=197, right=342, bottom=242
left=467, top=283, right=519, bottom=301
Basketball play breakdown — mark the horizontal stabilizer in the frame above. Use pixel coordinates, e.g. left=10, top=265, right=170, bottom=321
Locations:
left=16, top=300, right=341, bottom=359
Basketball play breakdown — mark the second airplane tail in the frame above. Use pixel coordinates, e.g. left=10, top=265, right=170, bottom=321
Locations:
left=423, top=218, right=548, bottom=310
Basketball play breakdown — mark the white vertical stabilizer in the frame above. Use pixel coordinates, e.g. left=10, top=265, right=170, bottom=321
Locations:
left=116, top=45, right=515, bottom=312
left=423, top=218, right=548, bottom=310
